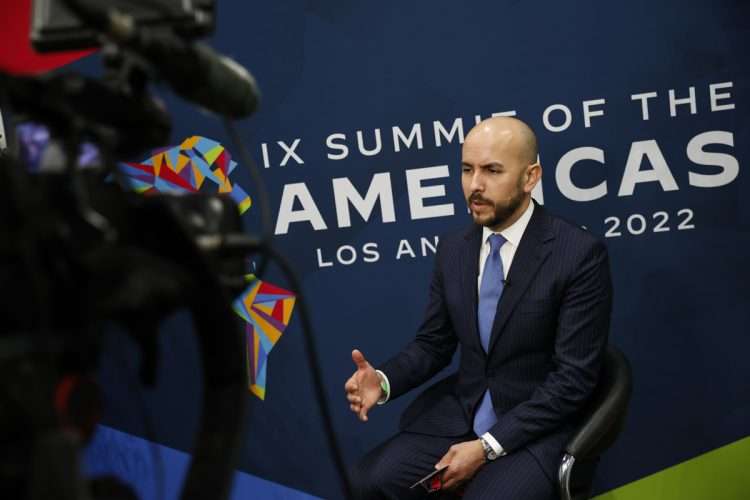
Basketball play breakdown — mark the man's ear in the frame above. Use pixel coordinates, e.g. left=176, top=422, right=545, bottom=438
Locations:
left=525, top=163, right=542, bottom=193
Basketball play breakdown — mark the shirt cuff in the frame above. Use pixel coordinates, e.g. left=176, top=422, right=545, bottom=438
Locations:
left=375, top=370, right=390, bottom=405
left=481, top=432, right=506, bottom=457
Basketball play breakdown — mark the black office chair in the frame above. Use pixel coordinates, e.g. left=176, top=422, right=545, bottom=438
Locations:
left=558, top=345, right=633, bottom=500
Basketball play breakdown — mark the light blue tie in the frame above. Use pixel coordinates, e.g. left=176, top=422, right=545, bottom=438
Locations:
left=473, top=233, right=506, bottom=436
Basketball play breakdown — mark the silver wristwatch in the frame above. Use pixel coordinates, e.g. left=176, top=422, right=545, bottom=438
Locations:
left=479, top=436, right=498, bottom=461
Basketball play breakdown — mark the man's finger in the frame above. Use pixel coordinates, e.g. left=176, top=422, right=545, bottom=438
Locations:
left=347, top=393, right=361, bottom=404
left=352, top=349, right=369, bottom=370
left=359, top=405, right=369, bottom=422
left=344, top=376, right=358, bottom=392
left=441, top=466, right=456, bottom=490
left=443, top=478, right=457, bottom=491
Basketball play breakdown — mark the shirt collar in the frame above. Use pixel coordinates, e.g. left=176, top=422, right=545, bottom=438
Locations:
left=481, top=199, right=535, bottom=249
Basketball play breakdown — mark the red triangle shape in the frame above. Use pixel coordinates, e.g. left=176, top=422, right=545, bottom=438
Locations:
left=216, top=150, right=228, bottom=174
left=259, top=281, right=292, bottom=296
left=271, top=300, right=285, bottom=322
left=125, top=162, right=156, bottom=175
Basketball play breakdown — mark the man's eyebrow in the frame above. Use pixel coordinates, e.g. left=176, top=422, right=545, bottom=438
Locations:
left=460, top=161, right=505, bottom=168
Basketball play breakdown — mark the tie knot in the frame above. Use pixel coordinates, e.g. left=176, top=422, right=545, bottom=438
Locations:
left=488, top=233, right=506, bottom=253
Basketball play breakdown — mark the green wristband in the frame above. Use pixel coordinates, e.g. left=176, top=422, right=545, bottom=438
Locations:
left=377, top=371, right=390, bottom=404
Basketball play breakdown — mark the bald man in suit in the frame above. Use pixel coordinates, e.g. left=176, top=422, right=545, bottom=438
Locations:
left=346, top=117, right=612, bottom=499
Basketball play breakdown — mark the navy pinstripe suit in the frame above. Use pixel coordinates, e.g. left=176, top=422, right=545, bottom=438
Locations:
left=354, top=202, right=612, bottom=499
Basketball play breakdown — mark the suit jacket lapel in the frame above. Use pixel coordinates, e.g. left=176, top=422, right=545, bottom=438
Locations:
left=460, top=224, right=483, bottom=353
left=487, top=205, right=555, bottom=355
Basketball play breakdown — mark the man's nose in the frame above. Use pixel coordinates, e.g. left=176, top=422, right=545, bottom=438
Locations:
left=469, top=171, right=484, bottom=192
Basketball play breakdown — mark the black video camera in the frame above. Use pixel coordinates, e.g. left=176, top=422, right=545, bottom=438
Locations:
left=0, top=2, right=255, bottom=499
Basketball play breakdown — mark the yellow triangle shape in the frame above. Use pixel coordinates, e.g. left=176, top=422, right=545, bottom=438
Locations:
left=181, top=136, right=199, bottom=149
left=203, top=145, right=223, bottom=165
left=250, top=384, right=266, bottom=400
left=282, top=297, right=296, bottom=325
left=175, top=154, right=189, bottom=173
left=242, top=282, right=261, bottom=310
left=193, top=165, right=205, bottom=188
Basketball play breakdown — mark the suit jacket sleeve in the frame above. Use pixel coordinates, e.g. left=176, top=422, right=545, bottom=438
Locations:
left=489, top=239, right=613, bottom=453
left=378, top=242, right=458, bottom=399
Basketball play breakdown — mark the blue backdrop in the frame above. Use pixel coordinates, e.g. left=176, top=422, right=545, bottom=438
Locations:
left=86, top=1, right=749, bottom=498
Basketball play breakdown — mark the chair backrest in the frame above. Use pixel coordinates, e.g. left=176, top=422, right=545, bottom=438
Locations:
left=566, top=345, right=633, bottom=460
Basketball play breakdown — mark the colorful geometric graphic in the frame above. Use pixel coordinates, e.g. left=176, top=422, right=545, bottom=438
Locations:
left=233, top=275, right=296, bottom=400
left=124, top=138, right=296, bottom=400
left=119, top=135, right=252, bottom=214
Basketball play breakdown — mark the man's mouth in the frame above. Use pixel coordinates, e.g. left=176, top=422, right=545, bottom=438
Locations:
left=469, top=195, right=491, bottom=208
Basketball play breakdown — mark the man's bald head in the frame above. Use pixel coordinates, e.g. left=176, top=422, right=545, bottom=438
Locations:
left=461, top=116, right=542, bottom=231
left=464, top=116, right=538, bottom=166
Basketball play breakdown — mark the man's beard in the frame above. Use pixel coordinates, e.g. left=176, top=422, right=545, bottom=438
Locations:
left=468, top=186, right=525, bottom=229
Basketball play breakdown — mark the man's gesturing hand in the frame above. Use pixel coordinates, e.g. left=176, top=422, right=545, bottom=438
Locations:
left=344, top=349, right=382, bottom=422
left=435, top=440, right=486, bottom=490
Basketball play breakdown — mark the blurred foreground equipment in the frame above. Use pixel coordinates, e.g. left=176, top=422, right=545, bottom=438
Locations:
left=0, top=1, right=259, bottom=499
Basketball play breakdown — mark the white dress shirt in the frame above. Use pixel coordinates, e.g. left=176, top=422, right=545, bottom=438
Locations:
left=477, top=200, right=535, bottom=293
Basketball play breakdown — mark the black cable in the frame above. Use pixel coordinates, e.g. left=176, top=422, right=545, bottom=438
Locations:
left=220, top=120, right=273, bottom=240
left=221, top=122, right=355, bottom=499
left=262, top=244, right=355, bottom=500
left=109, top=327, right=165, bottom=500
left=221, top=118, right=271, bottom=279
